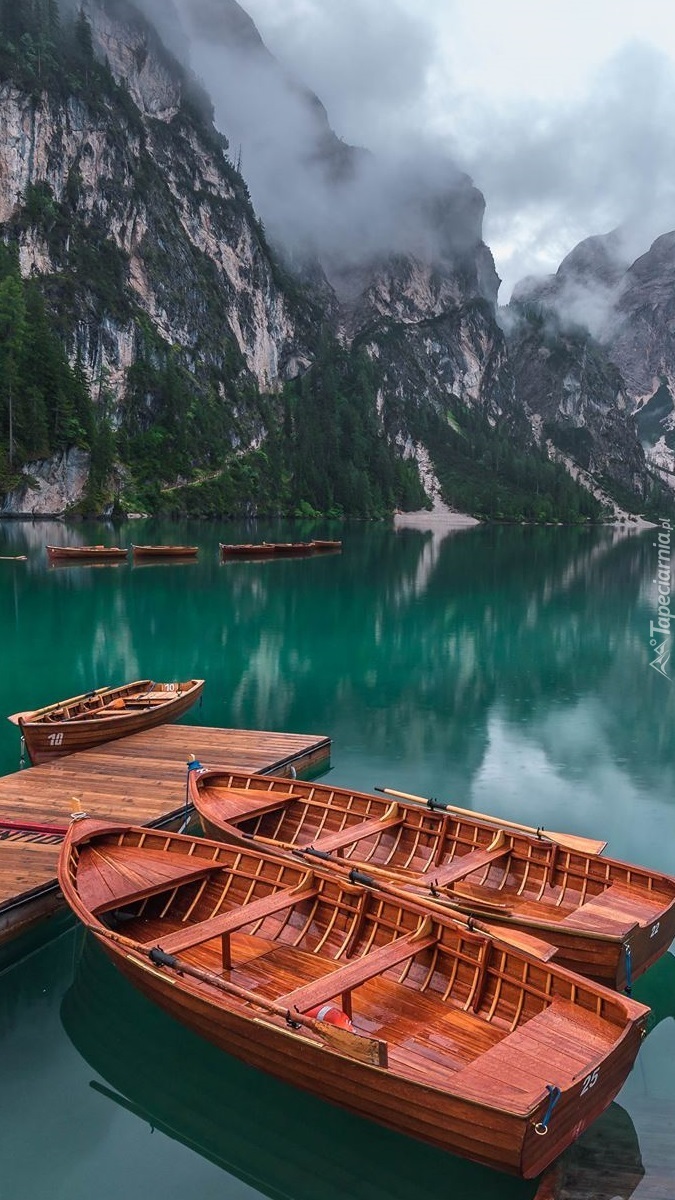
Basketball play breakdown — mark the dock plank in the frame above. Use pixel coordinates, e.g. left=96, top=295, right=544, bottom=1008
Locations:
left=0, top=723, right=330, bottom=946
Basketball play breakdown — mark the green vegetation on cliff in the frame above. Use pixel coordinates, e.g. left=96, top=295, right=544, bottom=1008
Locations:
left=0, top=243, right=114, bottom=503
left=0, top=3, right=657, bottom=524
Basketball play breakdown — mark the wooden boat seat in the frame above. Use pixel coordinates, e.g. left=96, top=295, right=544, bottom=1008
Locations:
left=427, top=844, right=510, bottom=888
left=155, top=879, right=319, bottom=954
left=308, top=808, right=405, bottom=853
left=279, top=919, right=437, bottom=1015
left=83, top=845, right=223, bottom=914
left=137, top=691, right=179, bottom=701
left=206, top=787, right=299, bottom=822
left=454, top=1000, right=616, bottom=1113
left=559, top=884, right=646, bottom=935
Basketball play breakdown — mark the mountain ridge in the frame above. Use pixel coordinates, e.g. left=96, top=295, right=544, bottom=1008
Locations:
left=0, top=0, right=670, bottom=522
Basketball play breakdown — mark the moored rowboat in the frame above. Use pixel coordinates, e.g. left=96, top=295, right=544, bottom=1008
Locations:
left=131, top=545, right=198, bottom=559
left=58, top=817, right=649, bottom=1178
left=8, top=678, right=204, bottom=764
left=219, top=541, right=340, bottom=559
left=188, top=770, right=675, bottom=991
left=219, top=542, right=278, bottom=557
left=46, top=544, right=128, bottom=561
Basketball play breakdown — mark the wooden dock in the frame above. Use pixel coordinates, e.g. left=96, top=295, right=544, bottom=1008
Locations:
left=0, top=723, right=330, bottom=950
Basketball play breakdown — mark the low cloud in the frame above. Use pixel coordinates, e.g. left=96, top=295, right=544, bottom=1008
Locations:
left=135, top=0, right=488, bottom=284
left=134, top=1, right=675, bottom=304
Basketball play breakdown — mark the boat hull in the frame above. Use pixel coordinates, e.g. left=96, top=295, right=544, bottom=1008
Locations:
left=16, top=680, right=204, bottom=764
left=192, top=771, right=675, bottom=991
left=46, top=545, right=128, bottom=561
left=104, top=938, right=641, bottom=1178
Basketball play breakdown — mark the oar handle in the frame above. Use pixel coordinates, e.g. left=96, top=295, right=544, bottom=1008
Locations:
left=375, top=786, right=533, bottom=832
left=374, top=788, right=606, bottom=855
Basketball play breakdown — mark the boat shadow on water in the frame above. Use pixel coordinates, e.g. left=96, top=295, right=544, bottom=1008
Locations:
left=61, top=935, right=538, bottom=1200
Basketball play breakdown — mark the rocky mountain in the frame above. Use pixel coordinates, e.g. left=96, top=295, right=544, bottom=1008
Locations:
left=0, top=0, right=667, bottom=521
left=510, top=227, right=675, bottom=500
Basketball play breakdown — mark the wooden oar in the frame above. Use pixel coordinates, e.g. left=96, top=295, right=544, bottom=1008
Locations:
left=375, top=788, right=607, bottom=856
left=85, top=923, right=388, bottom=1067
left=0, top=555, right=27, bottom=561
left=338, top=866, right=557, bottom=962
left=238, top=833, right=555, bottom=962
left=241, top=829, right=511, bottom=912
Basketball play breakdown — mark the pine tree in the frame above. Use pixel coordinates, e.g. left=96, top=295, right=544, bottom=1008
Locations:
left=0, top=273, right=27, bottom=465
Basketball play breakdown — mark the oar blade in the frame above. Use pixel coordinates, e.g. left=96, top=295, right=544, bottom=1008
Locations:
left=547, top=831, right=607, bottom=855
left=306, top=1019, right=389, bottom=1067
left=478, top=922, right=558, bottom=962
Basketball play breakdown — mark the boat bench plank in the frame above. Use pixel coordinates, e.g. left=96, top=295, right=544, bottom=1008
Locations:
left=309, top=810, right=404, bottom=853
left=559, top=884, right=643, bottom=934
left=428, top=845, right=510, bottom=887
left=455, top=1000, right=614, bottom=1108
left=85, top=845, right=222, bottom=914
left=156, top=881, right=319, bottom=953
left=279, top=922, right=437, bottom=1014
left=204, top=787, right=298, bottom=822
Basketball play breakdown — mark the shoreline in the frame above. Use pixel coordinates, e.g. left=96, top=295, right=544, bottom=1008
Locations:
left=393, top=509, right=658, bottom=531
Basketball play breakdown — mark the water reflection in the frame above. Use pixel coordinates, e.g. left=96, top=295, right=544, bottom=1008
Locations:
left=0, top=520, right=673, bottom=874
left=549, top=1103, right=644, bottom=1200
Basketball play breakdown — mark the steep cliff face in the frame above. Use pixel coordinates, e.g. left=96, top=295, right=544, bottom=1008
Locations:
left=0, top=0, right=646, bottom=521
left=608, top=233, right=675, bottom=404
left=508, top=229, right=673, bottom=512
left=506, top=314, right=651, bottom=507
left=0, top=0, right=324, bottom=511
left=4, top=18, right=313, bottom=391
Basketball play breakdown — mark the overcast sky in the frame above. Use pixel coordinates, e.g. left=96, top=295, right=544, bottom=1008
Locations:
left=240, top=0, right=675, bottom=299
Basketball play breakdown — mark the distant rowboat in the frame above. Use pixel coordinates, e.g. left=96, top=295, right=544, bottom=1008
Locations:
left=220, top=540, right=342, bottom=559
left=58, top=817, right=649, bottom=1179
left=188, top=769, right=675, bottom=991
left=131, top=545, right=198, bottom=559
left=219, top=542, right=278, bottom=557
left=8, top=678, right=204, bottom=764
left=46, top=544, right=128, bottom=562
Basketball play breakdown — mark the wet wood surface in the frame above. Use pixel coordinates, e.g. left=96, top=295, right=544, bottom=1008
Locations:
left=0, top=723, right=330, bottom=943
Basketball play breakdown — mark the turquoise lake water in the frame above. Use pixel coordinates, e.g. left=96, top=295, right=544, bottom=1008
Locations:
left=0, top=517, right=673, bottom=1199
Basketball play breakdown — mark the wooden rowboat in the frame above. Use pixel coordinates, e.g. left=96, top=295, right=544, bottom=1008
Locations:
left=219, top=541, right=341, bottom=559
left=8, top=678, right=204, bottom=765
left=188, top=770, right=675, bottom=992
left=131, top=545, right=198, bottom=559
left=58, top=817, right=649, bottom=1179
left=46, top=544, right=128, bottom=562
left=266, top=541, right=316, bottom=555
left=219, top=542, right=278, bottom=558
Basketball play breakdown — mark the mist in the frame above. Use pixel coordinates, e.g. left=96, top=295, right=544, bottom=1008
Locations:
left=132, top=0, right=675, bottom=317
left=134, top=0, right=489, bottom=288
